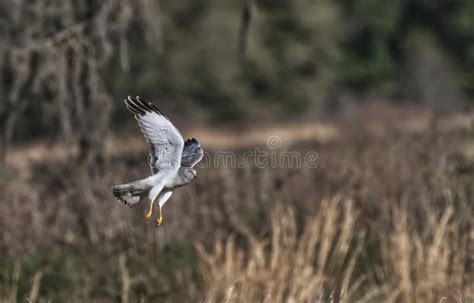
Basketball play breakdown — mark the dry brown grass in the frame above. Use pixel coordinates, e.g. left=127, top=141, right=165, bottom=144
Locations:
left=0, top=107, right=472, bottom=302
left=196, top=200, right=472, bottom=302
left=196, top=198, right=362, bottom=302
left=383, top=205, right=469, bottom=302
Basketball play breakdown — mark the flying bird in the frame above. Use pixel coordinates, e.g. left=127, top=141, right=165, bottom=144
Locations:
left=112, top=96, right=203, bottom=226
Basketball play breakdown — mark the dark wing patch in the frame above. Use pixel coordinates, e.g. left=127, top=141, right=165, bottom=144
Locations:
left=181, top=138, right=203, bottom=168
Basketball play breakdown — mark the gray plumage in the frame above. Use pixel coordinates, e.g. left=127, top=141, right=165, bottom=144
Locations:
left=111, top=96, right=203, bottom=224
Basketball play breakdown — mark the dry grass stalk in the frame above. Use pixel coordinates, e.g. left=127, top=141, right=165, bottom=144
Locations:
left=196, top=197, right=362, bottom=302
left=0, top=111, right=472, bottom=301
left=119, top=255, right=131, bottom=303
left=0, top=262, right=21, bottom=303
left=27, top=271, right=42, bottom=303
left=384, top=205, right=471, bottom=302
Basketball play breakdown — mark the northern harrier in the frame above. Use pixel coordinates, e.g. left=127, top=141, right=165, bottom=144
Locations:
left=112, top=96, right=203, bottom=226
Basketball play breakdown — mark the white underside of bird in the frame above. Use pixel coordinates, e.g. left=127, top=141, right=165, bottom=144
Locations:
left=111, top=96, right=203, bottom=226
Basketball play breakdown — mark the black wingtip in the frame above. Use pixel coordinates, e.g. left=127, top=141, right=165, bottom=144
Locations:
left=185, top=138, right=200, bottom=146
left=123, top=95, right=168, bottom=119
left=124, top=96, right=145, bottom=115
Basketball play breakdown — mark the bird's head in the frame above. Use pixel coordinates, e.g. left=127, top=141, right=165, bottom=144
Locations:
left=190, top=168, right=197, bottom=179
left=184, top=168, right=197, bottom=180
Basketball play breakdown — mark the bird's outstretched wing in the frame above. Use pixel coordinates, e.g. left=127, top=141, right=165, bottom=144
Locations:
left=124, top=96, right=184, bottom=174
left=181, top=138, right=203, bottom=168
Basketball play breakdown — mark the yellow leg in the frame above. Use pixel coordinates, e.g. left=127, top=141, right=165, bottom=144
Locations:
left=144, top=200, right=153, bottom=221
left=156, top=207, right=163, bottom=226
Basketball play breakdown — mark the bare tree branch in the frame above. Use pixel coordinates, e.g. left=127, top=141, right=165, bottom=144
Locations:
left=0, top=0, right=164, bottom=172
left=238, top=0, right=254, bottom=57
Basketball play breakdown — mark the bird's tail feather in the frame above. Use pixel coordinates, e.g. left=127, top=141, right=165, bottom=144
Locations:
left=111, top=180, right=149, bottom=207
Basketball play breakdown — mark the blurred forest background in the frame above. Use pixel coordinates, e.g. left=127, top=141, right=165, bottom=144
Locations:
left=0, top=0, right=473, bottom=302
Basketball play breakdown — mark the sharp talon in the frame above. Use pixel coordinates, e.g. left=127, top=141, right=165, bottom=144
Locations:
left=145, top=211, right=152, bottom=221
left=156, top=208, right=163, bottom=226
left=145, top=200, right=153, bottom=221
left=156, top=215, right=163, bottom=226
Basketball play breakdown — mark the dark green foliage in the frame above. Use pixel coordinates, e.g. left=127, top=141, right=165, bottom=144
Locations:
left=0, top=242, right=201, bottom=302
left=335, top=0, right=474, bottom=100
left=6, top=0, right=474, bottom=139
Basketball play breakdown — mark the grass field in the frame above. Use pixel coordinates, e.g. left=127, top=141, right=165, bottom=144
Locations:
left=0, top=104, right=473, bottom=302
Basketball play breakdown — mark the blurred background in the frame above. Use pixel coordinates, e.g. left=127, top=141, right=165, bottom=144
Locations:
left=0, top=0, right=473, bottom=302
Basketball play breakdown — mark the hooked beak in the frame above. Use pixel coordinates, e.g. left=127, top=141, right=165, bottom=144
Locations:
left=191, top=169, right=197, bottom=178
